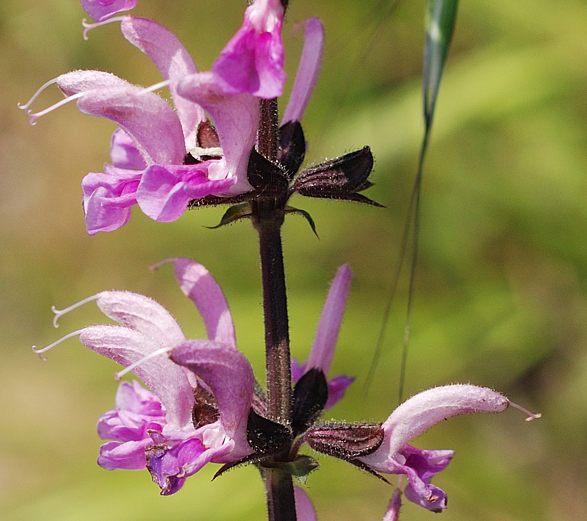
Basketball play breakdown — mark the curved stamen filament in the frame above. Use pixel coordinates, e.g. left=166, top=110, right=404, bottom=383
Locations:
left=32, top=329, right=85, bottom=360
left=17, top=78, right=59, bottom=111
left=510, top=401, right=542, bottom=422
left=149, top=258, right=174, bottom=272
left=115, top=345, right=174, bottom=381
left=27, top=92, right=85, bottom=126
left=51, top=293, right=103, bottom=328
left=82, top=16, right=125, bottom=40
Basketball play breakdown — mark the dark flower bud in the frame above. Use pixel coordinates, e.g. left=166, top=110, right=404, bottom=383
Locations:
left=291, top=368, right=329, bottom=436
left=292, top=146, right=382, bottom=206
left=305, top=422, right=384, bottom=460
left=278, top=120, right=306, bottom=178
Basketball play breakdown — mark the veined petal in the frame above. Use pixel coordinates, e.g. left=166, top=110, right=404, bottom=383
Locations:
left=213, top=0, right=285, bottom=98
left=121, top=16, right=205, bottom=148
left=305, top=265, right=352, bottom=375
left=177, top=72, right=257, bottom=195
left=294, top=487, right=317, bottom=521
left=80, top=325, right=194, bottom=429
left=110, top=128, right=147, bottom=170
left=80, top=0, right=138, bottom=22
left=360, top=385, right=509, bottom=472
left=282, top=18, right=324, bottom=125
left=170, top=340, right=254, bottom=450
left=76, top=84, right=186, bottom=165
left=170, top=258, right=236, bottom=348
left=136, top=163, right=235, bottom=222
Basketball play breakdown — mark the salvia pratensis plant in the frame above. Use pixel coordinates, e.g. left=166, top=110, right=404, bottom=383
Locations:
left=23, top=1, right=540, bottom=520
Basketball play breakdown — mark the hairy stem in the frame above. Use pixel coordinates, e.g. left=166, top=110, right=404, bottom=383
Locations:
left=253, top=97, right=296, bottom=521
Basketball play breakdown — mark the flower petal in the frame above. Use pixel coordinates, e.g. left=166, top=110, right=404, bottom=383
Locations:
left=383, top=489, right=403, bottom=521
left=282, top=18, right=324, bottom=124
left=360, top=384, right=509, bottom=472
left=294, top=487, right=317, bottom=521
left=110, top=128, right=147, bottom=170
left=56, top=70, right=130, bottom=96
left=136, top=163, right=236, bottom=222
left=146, top=436, right=229, bottom=495
left=76, top=84, right=185, bottom=165
left=213, top=0, right=285, bottom=98
left=170, top=340, right=253, bottom=449
left=120, top=16, right=205, bottom=149
left=98, top=439, right=151, bottom=470
left=82, top=168, right=141, bottom=235
left=80, top=0, right=138, bottom=22
left=79, top=325, right=193, bottom=428
left=170, top=258, right=237, bottom=348
left=324, top=374, right=355, bottom=410
left=305, top=265, right=352, bottom=375
left=95, top=291, right=187, bottom=347
left=177, top=72, right=257, bottom=195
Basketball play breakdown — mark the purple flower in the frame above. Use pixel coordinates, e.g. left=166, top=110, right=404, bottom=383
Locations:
left=357, top=385, right=511, bottom=514
left=34, top=258, right=254, bottom=494
left=213, top=0, right=285, bottom=99
left=20, top=14, right=325, bottom=234
left=80, top=0, right=137, bottom=22
left=292, top=265, right=355, bottom=410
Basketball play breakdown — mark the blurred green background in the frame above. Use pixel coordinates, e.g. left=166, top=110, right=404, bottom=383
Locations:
left=1, top=0, right=586, bottom=520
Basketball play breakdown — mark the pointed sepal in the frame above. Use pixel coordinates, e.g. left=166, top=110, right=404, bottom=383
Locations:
left=206, top=203, right=253, bottom=229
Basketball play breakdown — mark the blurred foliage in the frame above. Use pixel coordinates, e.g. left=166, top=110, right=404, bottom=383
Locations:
left=1, top=0, right=586, bottom=520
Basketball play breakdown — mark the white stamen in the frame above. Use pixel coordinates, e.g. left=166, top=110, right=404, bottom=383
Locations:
left=114, top=345, right=174, bottom=381
left=32, top=329, right=85, bottom=360
left=142, top=80, right=173, bottom=95
left=27, top=92, right=85, bottom=125
left=17, top=78, right=59, bottom=111
left=51, top=293, right=103, bottom=328
left=82, top=16, right=125, bottom=41
left=188, top=146, right=224, bottom=159
left=510, top=401, right=542, bottom=422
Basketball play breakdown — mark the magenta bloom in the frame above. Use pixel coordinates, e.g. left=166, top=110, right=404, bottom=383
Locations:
left=213, top=0, right=285, bottom=98
left=358, top=385, right=510, bottom=514
left=20, top=13, right=325, bottom=234
left=35, top=258, right=253, bottom=494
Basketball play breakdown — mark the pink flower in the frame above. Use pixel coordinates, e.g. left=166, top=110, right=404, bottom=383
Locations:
left=213, top=0, right=286, bottom=98
left=20, top=14, right=325, bottom=234
left=34, top=258, right=253, bottom=494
